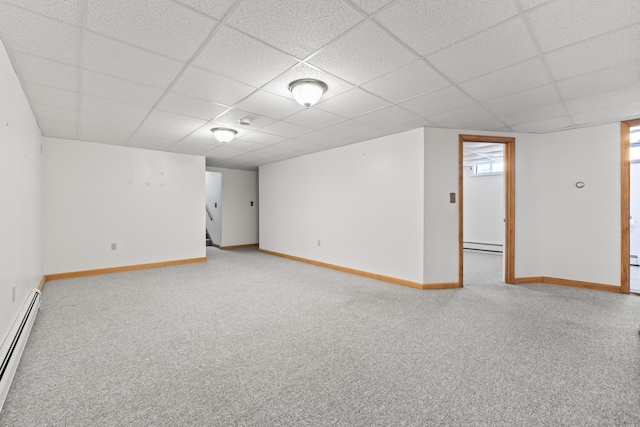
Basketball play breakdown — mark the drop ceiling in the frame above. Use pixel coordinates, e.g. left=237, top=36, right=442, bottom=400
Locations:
left=0, top=0, right=638, bottom=170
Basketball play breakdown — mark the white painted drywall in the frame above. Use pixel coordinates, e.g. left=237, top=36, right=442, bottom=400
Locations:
left=463, top=167, right=505, bottom=247
left=260, top=128, right=425, bottom=284
left=0, top=40, right=43, bottom=345
left=628, top=162, right=639, bottom=259
left=206, top=167, right=258, bottom=247
left=535, top=124, right=620, bottom=285
left=43, top=138, right=205, bottom=274
left=205, top=171, right=222, bottom=246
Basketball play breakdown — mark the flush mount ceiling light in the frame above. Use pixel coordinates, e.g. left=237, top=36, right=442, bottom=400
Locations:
left=211, top=127, right=237, bottom=143
left=288, top=78, right=328, bottom=108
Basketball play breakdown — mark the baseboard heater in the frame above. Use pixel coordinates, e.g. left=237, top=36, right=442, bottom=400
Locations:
left=0, top=289, right=41, bottom=412
left=632, top=254, right=639, bottom=266
left=463, top=241, right=504, bottom=254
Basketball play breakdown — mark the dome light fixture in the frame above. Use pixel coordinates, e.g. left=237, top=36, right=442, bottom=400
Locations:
left=288, top=78, right=328, bottom=108
left=211, top=127, right=237, bottom=143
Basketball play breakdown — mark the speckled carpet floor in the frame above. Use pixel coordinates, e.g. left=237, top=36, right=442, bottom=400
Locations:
left=1, top=248, right=639, bottom=426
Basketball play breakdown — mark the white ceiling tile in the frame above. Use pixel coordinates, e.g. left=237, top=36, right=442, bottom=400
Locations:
left=237, top=131, right=286, bottom=145
left=283, top=108, right=345, bottom=128
left=294, top=130, right=348, bottom=145
left=261, top=62, right=354, bottom=101
left=234, top=90, right=303, bottom=120
left=483, top=84, right=560, bottom=116
left=457, top=117, right=506, bottom=131
left=128, top=133, right=179, bottom=150
left=545, top=25, right=640, bottom=80
left=1, top=0, right=83, bottom=25
left=500, top=103, right=567, bottom=126
left=78, top=124, right=132, bottom=145
left=0, top=4, right=81, bottom=65
left=206, top=146, right=247, bottom=159
left=428, top=18, right=537, bottom=83
left=249, top=144, right=292, bottom=155
left=517, top=0, right=551, bottom=11
left=526, top=0, right=640, bottom=53
left=173, top=67, right=256, bottom=106
left=321, top=120, right=378, bottom=137
left=427, top=104, right=491, bottom=127
left=308, top=21, right=416, bottom=85
left=157, top=93, right=228, bottom=121
left=31, top=103, right=77, bottom=124
left=376, top=0, right=518, bottom=56
left=84, top=32, right=184, bottom=88
left=510, top=116, right=573, bottom=133
left=385, top=118, right=434, bottom=134
left=459, top=57, right=549, bottom=101
left=556, top=60, right=640, bottom=101
left=271, top=139, right=318, bottom=150
left=316, top=88, right=390, bottom=118
left=259, top=121, right=312, bottom=138
left=168, top=140, right=215, bottom=155
left=398, top=86, right=474, bottom=117
left=37, top=118, right=78, bottom=136
left=143, top=110, right=207, bottom=132
left=86, top=0, right=217, bottom=61
left=174, top=0, right=236, bottom=20
left=565, top=85, right=640, bottom=115
left=360, top=60, right=449, bottom=103
left=355, top=105, right=421, bottom=127
left=83, top=71, right=164, bottom=108
left=572, top=103, right=640, bottom=126
left=25, top=84, right=79, bottom=110
left=80, top=111, right=141, bottom=133
left=225, top=140, right=266, bottom=151
left=11, top=52, right=80, bottom=91
left=353, top=128, right=397, bottom=142
left=226, top=0, right=363, bottom=59
left=81, top=95, right=150, bottom=124
left=350, top=0, right=394, bottom=14
left=208, top=108, right=275, bottom=131
left=195, top=26, right=298, bottom=87
left=136, top=123, right=192, bottom=139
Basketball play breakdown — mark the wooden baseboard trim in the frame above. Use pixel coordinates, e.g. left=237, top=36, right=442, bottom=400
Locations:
left=45, top=257, right=207, bottom=281
left=220, top=244, right=258, bottom=250
left=423, top=282, right=462, bottom=290
left=515, top=276, right=620, bottom=293
left=259, top=249, right=427, bottom=290
left=38, top=275, right=47, bottom=291
left=513, top=277, right=544, bottom=284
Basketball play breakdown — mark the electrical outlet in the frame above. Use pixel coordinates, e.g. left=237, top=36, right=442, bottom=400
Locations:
left=12, top=286, right=15, bottom=302
left=111, top=243, right=117, bottom=250
left=317, top=240, right=321, bottom=246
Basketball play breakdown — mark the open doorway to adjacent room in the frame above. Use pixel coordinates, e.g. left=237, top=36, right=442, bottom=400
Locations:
left=461, top=141, right=505, bottom=286
left=629, top=124, right=640, bottom=294
left=205, top=171, right=222, bottom=248
left=458, top=135, right=515, bottom=287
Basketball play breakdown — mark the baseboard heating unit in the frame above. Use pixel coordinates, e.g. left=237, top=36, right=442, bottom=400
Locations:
left=0, top=289, right=41, bottom=412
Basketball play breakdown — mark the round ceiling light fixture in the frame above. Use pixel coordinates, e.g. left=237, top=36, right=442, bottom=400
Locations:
left=211, top=127, right=237, bottom=143
left=288, top=78, right=328, bottom=108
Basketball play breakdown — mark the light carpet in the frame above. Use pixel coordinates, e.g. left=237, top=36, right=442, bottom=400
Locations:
left=1, top=248, right=639, bottom=426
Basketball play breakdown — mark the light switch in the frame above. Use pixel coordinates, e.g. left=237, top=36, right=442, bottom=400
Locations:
left=450, top=193, right=456, bottom=203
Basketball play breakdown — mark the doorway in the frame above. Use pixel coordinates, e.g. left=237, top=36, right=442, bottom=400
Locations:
left=621, top=120, right=640, bottom=294
left=458, top=135, right=515, bottom=286
left=628, top=124, right=640, bottom=293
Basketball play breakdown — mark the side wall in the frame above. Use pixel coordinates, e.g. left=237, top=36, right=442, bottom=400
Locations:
left=205, top=171, right=222, bottom=246
left=463, top=167, right=504, bottom=248
left=631, top=162, right=640, bottom=260
left=259, top=128, right=425, bottom=284
left=206, top=167, right=258, bottom=247
left=0, top=40, right=43, bottom=344
left=43, top=138, right=205, bottom=274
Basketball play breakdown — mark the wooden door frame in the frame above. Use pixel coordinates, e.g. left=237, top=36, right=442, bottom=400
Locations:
left=621, top=118, right=640, bottom=294
left=459, top=135, right=516, bottom=286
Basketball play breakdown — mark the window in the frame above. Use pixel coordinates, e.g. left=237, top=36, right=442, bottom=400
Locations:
left=472, top=162, right=504, bottom=175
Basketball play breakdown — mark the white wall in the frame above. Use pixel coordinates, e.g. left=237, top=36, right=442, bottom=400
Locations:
left=0, top=40, right=43, bottom=344
left=205, top=171, right=222, bottom=245
left=206, top=167, right=258, bottom=247
left=535, top=124, right=620, bottom=285
left=632, top=163, right=640, bottom=260
left=260, top=128, right=425, bottom=284
left=43, top=138, right=205, bottom=274
left=463, top=167, right=504, bottom=247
